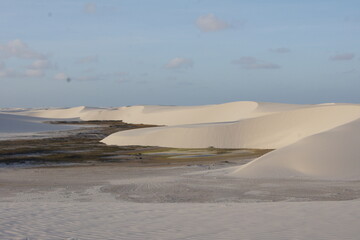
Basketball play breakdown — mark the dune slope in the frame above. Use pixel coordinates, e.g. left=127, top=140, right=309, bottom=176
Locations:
left=4, top=101, right=360, bottom=180
left=101, top=104, right=360, bottom=149
left=10, top=101, right=310, bottom=125
left=232, top=118, right=360, bottom=180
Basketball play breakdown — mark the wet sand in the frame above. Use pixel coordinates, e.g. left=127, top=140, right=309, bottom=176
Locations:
left=2, top=161, right=360, bottom=203
left=1, top=121, right=360, bottom=203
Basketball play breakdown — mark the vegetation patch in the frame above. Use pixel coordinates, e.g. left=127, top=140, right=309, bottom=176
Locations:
left=0, top=121, right=272, bottom=167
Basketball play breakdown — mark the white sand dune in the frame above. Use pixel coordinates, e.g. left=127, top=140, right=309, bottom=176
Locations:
left=99, top=102, right=360, bottom=180
left=3, top=101, right=360, bottom=180
left=2, top=102, right=360, bottom=239
left=11, top=106, right=91, bottom=119
left=232, top=118, right=360, bottom=180
left=9, top=101, right=310, bottom=125
left=101, top=104, right=360, bottom=149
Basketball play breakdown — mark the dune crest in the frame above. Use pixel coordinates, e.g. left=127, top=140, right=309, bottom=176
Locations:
left=12, top=101, right=312, bottom=125
left=101, top=104, right=360, bottom=149
left=17, top=106, right=87, bottom=119
left=99, top=102, right=360, bottom=180
left=4, top=101, right=360, bottom=180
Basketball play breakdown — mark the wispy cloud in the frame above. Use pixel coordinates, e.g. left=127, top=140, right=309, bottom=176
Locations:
left=330, top=53, right=355, bottom=61
left=232, top=56, right=281, bottom=69
left=0, top=39, right=45, bottom=59
left=29, top=59, right=52, bottom=69
left=0, top=40, right=53, bottom=79
left=0, top=67, right=44, bottom=79
left=165, top=58, right=193, bottom=69
left=55, top=71, right=130, bottom=83
left=0, top=68, right=20, bottom=78
left=84, top=3, right=97, bottom=14
left=270, top=48, right=291, bottom=53
left=74, top=75, right=102, bottom=81
left=76, top=55, right=98, bottom=64
left=22, top=60, right=53, bottom=78
left=196, top=14, right=229, bottom=32
left=25, top=69, right=44, bottom=78
left=53, top=72, right=69, bottom=81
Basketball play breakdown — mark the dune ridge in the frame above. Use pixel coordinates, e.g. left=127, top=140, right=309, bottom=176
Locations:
left=3, top=101, right=360, bottom=179
left=99, top=102, right=360, bottom=180
left=101, top=104, right=360, bottom=149
left=10, top=101, right=310, bottom=125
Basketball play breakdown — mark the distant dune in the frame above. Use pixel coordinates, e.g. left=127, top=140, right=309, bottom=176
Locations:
left=3, top=101, right=360, bottom=180
left=11, top=101, right=307, bottom=125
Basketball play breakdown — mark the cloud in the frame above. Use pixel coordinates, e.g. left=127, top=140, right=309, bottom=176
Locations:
left=232, top=56, right=281, bottom=69
left=196, top=14, right=229, bottom=32
left=330, top=53, right=355, bottom=61
left=0, top=61, right=41, bottom=79
left=0, top=68, right=19, bottom=78
left=54, top=72, right=69, bottom=81
left=112, top=72, right=130, bottom=83
left=73, top=72, right=127, bottom=82
left=77, top=55, right=98, bottom=64
left=25, top=69, right=44, bottom=78
left=53, top=71, right=130, bottom=83
left=74, top=75, right=102, bottom=81
left=0, top=39, right=44, bottom=59
left=270, top=48, right=291, bottom=53
left=30, top=59, right=52, bottom=69
left=84, top=3, right=96, bottom=14
left=24, top=59, right=53, bottom=78
left=0, top=40, right=53, bottom=79
left=165, top=58, right=193, bottom=69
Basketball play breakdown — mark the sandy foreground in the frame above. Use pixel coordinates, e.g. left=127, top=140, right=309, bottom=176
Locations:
left=2, top=101, right=360, bottom=239
left=2, top=201, right=360, bottom=240
left=1, top=163, right=360, bottom=239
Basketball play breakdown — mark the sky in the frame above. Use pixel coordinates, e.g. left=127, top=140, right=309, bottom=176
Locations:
left=1, top=0, right=360, bottom=107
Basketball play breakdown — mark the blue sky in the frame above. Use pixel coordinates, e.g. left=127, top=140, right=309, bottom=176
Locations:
left=1, top=0, right=359, bottom=107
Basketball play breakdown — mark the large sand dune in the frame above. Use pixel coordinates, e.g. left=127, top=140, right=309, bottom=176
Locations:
left=232, top=118, right=360, bottom=180
left=99, top=102, right=360, bottom=180
left=10, top=101, right=309, bottom=125
left=3, top=101, right=360, bottom=180
left=101, top=104, right=360, bottom=149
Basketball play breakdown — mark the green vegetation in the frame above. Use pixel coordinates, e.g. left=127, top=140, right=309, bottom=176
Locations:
left=0, top=120, right=272, bottom=167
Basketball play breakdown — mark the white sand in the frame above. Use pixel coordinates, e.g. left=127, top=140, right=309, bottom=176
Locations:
left=2, top=163, right=360, bottom=240
left=9, top=101, right=309, bottom=125
left=4, top=101, right=360, bottom=180
left=1, top=201, right=360, bottom=240
left=100, top=103, right=360, bottom=180
left=232, top=118, right=360, bottom=180
left=2, top=99, right=360, bottom=239
left=101, top=104, right=360, bottom=149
